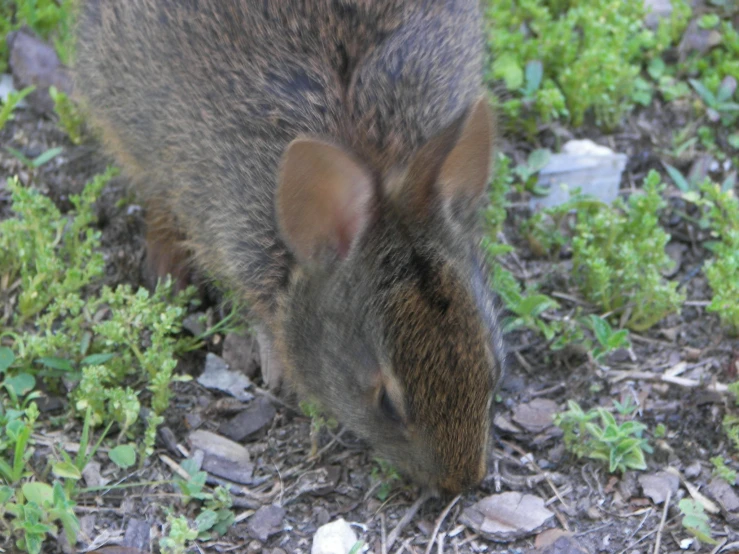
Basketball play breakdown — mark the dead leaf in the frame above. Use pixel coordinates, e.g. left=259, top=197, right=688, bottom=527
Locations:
left=706, top=478, right=739, bottom=522
left=638, top=471, right=680, bottom=505
left=459, top=491, right=555, bottom=542
left=535, top=529, right=572, bottom=549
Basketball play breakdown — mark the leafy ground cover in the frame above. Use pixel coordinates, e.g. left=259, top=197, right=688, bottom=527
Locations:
left=1, top=0, right=739, bottom=552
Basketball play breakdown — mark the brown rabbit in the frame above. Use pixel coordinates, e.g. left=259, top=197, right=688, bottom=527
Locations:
left=73, top=0, right=505, bottom=494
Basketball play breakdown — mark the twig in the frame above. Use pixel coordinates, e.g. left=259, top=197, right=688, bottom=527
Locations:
left=615, top=515, right=680, bottom=554
left=424, top=495, right=461, bottom=554
left=653, top=490, right=671, bottom=554
left=710, top=538, right=728, bottom=554
left=381, top=512, right=388, bottom=554
left=387, top=491, right=432, bottom=551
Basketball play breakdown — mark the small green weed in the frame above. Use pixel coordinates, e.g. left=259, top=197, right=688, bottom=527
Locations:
left=588, top=315, right=631, bottom=362
left=0, top=167, right=204, bottom=551
left=5, top=146, right=64, bottom=172
left=484, top=152, right=513, bottom=237
left=300, top=400, right=338, bottom=457
left=554, top=400, right=652, bottom=473
left=159, top=515, right=199, bottom=554
left=690, top=76, right=739, bottom=126
left=689, top=181, right=739, bottom=335
left=572, top=170, right=685, bottom=331
left=174, top=459, right=235, bottom=539
left=679, top=499, right=718, bottom=545
left=49, top=86, right=84, bottom=145
left=0, top=86, right=34, bottom=130
left=710, top=456, right=737, bottom=484
left=370, top=459, right=402, bottom=502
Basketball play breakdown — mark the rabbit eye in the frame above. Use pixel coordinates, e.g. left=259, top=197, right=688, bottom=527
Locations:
left=379, top=386, right=402, bottom=423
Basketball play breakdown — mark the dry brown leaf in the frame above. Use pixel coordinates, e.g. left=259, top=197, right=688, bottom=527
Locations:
left=459, top=492, right=555, bottom=542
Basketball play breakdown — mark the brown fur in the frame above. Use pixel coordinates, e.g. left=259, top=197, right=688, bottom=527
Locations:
left=73, top=0, right=506, bottom=494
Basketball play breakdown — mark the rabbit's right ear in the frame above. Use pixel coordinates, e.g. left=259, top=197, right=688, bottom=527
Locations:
left=277, top=139, right=374, bottom=264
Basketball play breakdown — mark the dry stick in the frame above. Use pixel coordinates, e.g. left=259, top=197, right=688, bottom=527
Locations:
left=615, top=515, right=680, bottom=554
left=381, top=512, right=388, bottom=554
left=387, top=491, right=433, bottom=551
left=500, top=439, right=571, bottom=514
left=710, top=539, right=728, bottom=554
left=653, top=489, right=671, bottom=554
left=423, top=495, right=461, bottom=554
left=717, top=540, right=739, bottom=553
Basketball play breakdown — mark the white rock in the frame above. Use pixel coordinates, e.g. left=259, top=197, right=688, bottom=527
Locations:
left=530, top=139, right=627, bottom=211
left=561, top=139, right=615, bottom=157
left=312, top=519, right=359, bottom=554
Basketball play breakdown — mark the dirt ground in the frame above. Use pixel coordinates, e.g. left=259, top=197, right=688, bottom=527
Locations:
left=1, top=77, right=739, bottom=554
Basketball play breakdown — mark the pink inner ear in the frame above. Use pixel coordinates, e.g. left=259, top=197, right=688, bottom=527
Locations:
left=277, top=138, right=374, bottom=263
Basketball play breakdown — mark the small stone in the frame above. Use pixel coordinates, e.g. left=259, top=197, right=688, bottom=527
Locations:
left=530, top=139, right=627, bottom=211
left=79, top=514, right=96, bottom=541
left=187, top=430, right=254, bottom=484
left=684, top=462, right=702, bottom=479
left=82, top=461, right=105, bottom=489
left=197, top=353, right=254, bottom=402
left=7, top=29, right=72, bottom=115
left=123, top=519, right=152, bottom=551
left=157, top=426, right=180, bottom=455
left=222, top=332, right=261, bottom=379
left=247, top=505, right=286, bottom=542
left=312, top=519, right=359, bottom=554
left=512, top=399, right=558, bottom=433
left=182, top=312, right=207, bottom=337
left=643, top=0, right=673, bottom=29
left=706, top=478, right=739, bottom=522
left=683, top=347, right=701, bottom=362
left=219, top=397, right=277, bottom=442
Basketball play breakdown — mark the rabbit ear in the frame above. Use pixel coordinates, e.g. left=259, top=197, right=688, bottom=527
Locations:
left=437, top=96, right=494, bottom=208
left=393, top=97, right=494, bottom=223
left=277, top=138, right=374, bottom=263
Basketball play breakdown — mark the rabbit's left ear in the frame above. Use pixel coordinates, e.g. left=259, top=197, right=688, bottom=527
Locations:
left=387, top=96, right=494, bottom=224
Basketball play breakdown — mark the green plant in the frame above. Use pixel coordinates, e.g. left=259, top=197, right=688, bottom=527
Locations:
left=491, top=265, right=560, bottom=340
left=690, top=76, right=739, bottom=126
left=588, top=315, right=631, bottom=362
left=370, top=459, right=402, bottom=502
left=554, top=400, right=652, bottom=473
left=5, top=147, right=64, bottom=171
left=300, top=400, right=338, bottom=457
left=159, top=515, right=199, bottom=554
left=49, top=86, right=84, bottom=145
left=484, top=0, right=690, bottom=128
left=348, top=541, right=365, bottom=554
left=710, top=456, right=737, bottom=484
left=0, top=86, right=35, bottom=130
left=692, top=181, right=739, bottom=334
left=679, top=499, right=718, bottom=545
left=173, top=460, right=235, bottom=539
left=572, top=170, right=685, bottom=331
left=484, top=152, right=513, bottom=237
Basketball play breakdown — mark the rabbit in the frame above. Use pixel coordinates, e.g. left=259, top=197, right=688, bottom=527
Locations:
left=72, top=0, right=506, bottom=495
